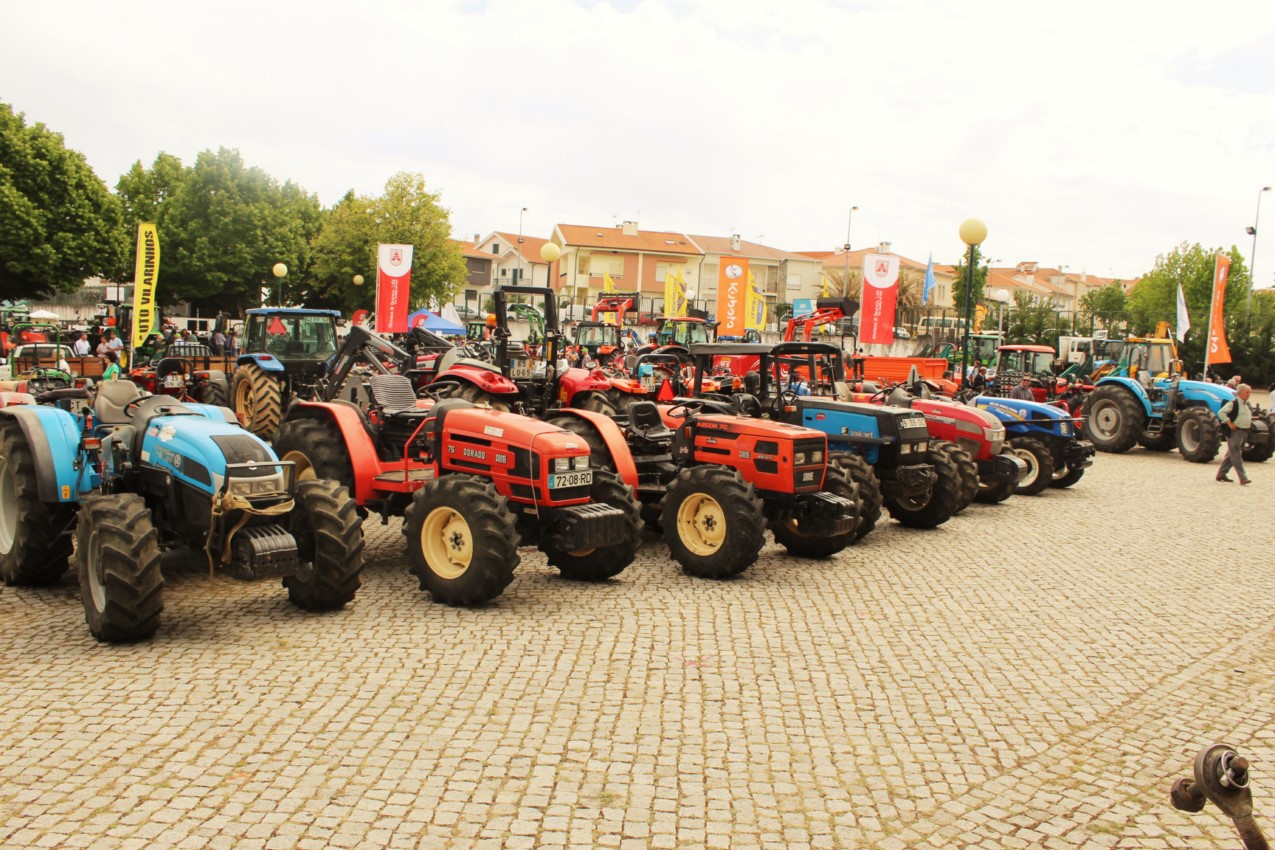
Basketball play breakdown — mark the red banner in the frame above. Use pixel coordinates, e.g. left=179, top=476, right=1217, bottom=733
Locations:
left=376, top=243, right=413, bottom=334
left=1207, top=254, right=1231, bottom=365
left=860, top=252, right=900, bottom=345
left=715, top=258, right=749, bottom=337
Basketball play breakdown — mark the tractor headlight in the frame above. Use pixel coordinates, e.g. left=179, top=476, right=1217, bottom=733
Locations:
left=811, top=449, right=823, bottom=463
left=899, top=443, right=911, bottom=456
left=229, top=475, right=285, bottom=497
left=794, top=451, right=807, bottom=465
left=573, top=455, right=589, bottom=470
left=1059, top=421, right=1070, bottom=436
left=916, top=441, right=928, bottom=454
left=553, top=457, right=571, bottom=473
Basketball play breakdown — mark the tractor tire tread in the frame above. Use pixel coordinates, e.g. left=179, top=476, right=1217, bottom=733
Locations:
left=284, top=479, right=364, bottom=610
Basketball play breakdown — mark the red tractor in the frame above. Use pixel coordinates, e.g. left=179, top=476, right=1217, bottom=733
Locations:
left=273, top=359, right=642, bottom=606
left=127, top=341, right=232, bottom=407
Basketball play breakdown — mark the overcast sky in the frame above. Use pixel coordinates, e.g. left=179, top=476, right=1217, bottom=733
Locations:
left=4, top=0, right=1274, bottom=287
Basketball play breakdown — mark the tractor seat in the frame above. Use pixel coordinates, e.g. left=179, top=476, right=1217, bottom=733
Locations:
left=156, top=357, right=188, bottom=376
left=368, top=374, right=425, bottom=417
left=628, top=401, right=673, bottom=441
left=887, top=388, right=913, bottom=407
left=860, top=381, right=881, bottom=394
left=94, top=380, right=146, bottom=425
left=733, top=393, right=763, bottom=418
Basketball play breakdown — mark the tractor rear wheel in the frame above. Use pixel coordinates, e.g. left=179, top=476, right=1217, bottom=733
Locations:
left=453, top=383, right=513, bottom=411
left=1176, top=407, right=1222, bottom=463
left=406, top=475, right=519, bottom=606
left=543, top=414, right=615, bottom=469
left=541, top=471, right=640, bottom=581
left=1083, top=385, right=1144, bottom=453
left=284, top=480, right=364, bottom=610
left=75, top=494, right=163, bottom=643
left=662, top=466, right=765, bottom=579
left=232, top=363, right=283, bottom=440
left=0, top=420, right=74, bottom=586
left=831, top=452, right=881, bottom=542
left=1006, top=436, right=1055, bottom=496
left=934, top=440, right=977, bottom=513
left=885, top=444, right=961, bottom=528
left=573, top=391, right=618, bottom=417
left=1242, top=411, right=1274, bottom=463
left=273, top=417, right=356, bottom=493
left=771, top=466, right=859, bottom=558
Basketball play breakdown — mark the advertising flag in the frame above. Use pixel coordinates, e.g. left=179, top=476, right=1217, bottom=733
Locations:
left=1205, top=254, right=1231, bottom=366
left=1175, top=283, right=1190, bottom=342
left=860, top=252, right=900, bottom=345
left=715, top=258, right=749, bottom=337
left=376, top=243, right=414, bottom=334
left=821, top=274, right=830, bottom=298
left=131, top=223, right=160, bottom=348
left=745, top=270, right=767, bottom=331
left=922, top=254, right=936, bottom=305
left=604, top=272, right=617, bottom=294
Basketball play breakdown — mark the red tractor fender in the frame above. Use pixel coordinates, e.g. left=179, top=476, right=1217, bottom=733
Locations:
left=559, top=366, right=614, bottom=404
left=286, top=401, right=383, bottom=505
left=548, top=408, right=639, bottom=488
left=439, top=362, right=520, bottom=397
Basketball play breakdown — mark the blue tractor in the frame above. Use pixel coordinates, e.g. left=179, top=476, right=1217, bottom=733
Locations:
left=0, top=381, right=365, bottom=643
left=969, top=395, right=1095, bottom=496
left=232, top=308, right=342, bottom=441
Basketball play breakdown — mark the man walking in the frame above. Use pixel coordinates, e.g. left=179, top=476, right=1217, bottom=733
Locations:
left=1216, top=383, right=1253, bottom=485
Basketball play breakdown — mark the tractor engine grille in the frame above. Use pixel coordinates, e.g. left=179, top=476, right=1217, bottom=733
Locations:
left=791, top=438, right=827, bottom=493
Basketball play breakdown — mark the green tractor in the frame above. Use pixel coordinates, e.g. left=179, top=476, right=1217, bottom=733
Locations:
left=232, top=308, right=341, bottom=441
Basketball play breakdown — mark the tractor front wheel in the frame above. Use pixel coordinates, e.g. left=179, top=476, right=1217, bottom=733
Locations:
left=541, top=471, right=641, bottom=581
left=573, top=391, right=618, bottom=416
left=975, top=479, right=1016, bottom=504
left=406, top=476, right=519, bottom=606
left=934, top=440, right=978, bottom=513
left=75, top=494, right=163, bottom=643
left=1083, top=385, right=1144, bottom=453
left=0, top=420, right=74, bottom=586
left=831, top=452, right=881, bottom=543
left=1242, top=411, right=1274, bottom=463
left=1176, top=407, right=1222, bottom=463
left=1050, top=463, right=1086, bottom=489
left=453, top=383, right=513, bottom=411
left=885, top=445, right=961, bottom=528
left=284, top=480, right=364, bottom=610
left=662, top=466, right=765, bottom=579
left=771, top=466, right=859, bottom=558
left=1006, top=436, right=1055, bottom=496
left=232, top=363, right=284, bottom=440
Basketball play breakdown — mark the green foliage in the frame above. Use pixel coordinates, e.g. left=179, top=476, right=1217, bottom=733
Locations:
left=1003, top=292, right=1066, bottom=345
left=308, top=173, right=467, bottom=315
left=1079, top=283, right=1126, bottom=328
left=950, top=249, right=987, bottom=316
left=116, top=152, right=185, bottom=229
left=0, top=102, right=128, bottom=300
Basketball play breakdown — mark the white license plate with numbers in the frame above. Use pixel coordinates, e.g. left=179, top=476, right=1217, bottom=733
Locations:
left=548, top=470, right=592, bottom=489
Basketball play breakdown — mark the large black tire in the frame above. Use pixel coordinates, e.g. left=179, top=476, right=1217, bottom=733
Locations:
left=975, top=479, right=1016, bottom=504
left=283, top=479, right=364, bottom=610
left=884, top=446, right=961, bottom=529
left=75, top=494, right=163, bottom=643
left=454, top=382, right=513, bottom=411
left=0, top=420, right=75, bottom=586
left=233, top=363, right=284, bottom=440
left=273, top=417, right=356, bottom=493
left=201, top=378, right=230, bottom=409
left=662, top=466, right=765, bottom=579
left=1083, top=385, right=1144, bottom=453
left=1176, top=407, right=1222, bottom=463
left=573, top=391, right=618, bottom=417
left=1137, top=429, right=1175, bottom=451
left=1050, top=463, right=1086, bottom=489
left=543, top=414, right=615, bottom=470
left=406, top=475, right=519, bottom=606
left=1006, top=436, right=1055, bottom=496
left=1242, top=411, right=1274, bottom=463
left=831, top=452, right=881, bottom=543
left=771, top=465, right=859, bottom=558
left=540, top=471, right=641, bottom=581
left=934, top=440, right=977, bottom=513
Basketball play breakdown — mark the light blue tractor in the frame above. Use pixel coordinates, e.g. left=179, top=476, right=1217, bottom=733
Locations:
left=0, top=381, right=365, bottom=643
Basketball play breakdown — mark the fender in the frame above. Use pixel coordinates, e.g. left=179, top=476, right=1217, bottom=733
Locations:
left=547, top=408, right=639, bottom=488
left=236, top=353, right=286, bottom=373
left=558, top=367, right=613, bottom=396
left=441, top=363, right=520, bottom=397
left=284, top=400, right=382, bottom=505
left=0, top=405, right=97, bottom=503
left=1174, top=380, right=1232, bottom=413
left=1094, top=376, right=1152, bottom=416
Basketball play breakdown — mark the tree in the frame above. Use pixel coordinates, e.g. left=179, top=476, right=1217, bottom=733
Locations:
left=308, top=172, right=467, bottom=316
left=116, top=152, right=185, bottom=230
left=158, top=148, right=323, bottom=313
left=1003, top=292, right=1064, bottom=345
left=1078, top=283, right=1127, bottom=329
left=0, top=102, right=128, bottom=300
left=950, top=253, right=988, bottom=316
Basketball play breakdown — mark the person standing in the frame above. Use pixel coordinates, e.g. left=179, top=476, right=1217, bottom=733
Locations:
left=1216, top=383, right=1253, bottom=485
left=71, top=332, right=91, bottom=357
left=101, top=351, right=121, bottom=381
left=1009, top=375, right=1035, bottom=401
left=211, top=327, right=227, bottom=355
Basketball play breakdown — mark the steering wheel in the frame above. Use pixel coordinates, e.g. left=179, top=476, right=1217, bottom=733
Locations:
left=867, top=384, right=893, bottom=403
left=420, top=379, right=461, bottom=400
left=665, top=398, right=707, bottom=418
left=25, top=369, right=71, bottom=394
left=123, top=397, right=146, bottom=418
left=772, top=388, right=800, bottom=416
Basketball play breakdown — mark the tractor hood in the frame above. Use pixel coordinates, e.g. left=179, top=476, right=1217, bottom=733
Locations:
left=974, top=395, right=1071, bottom=423
left=1174, top=379, right=1234, bottom=407
left=140, top=415, right=278, bottom=495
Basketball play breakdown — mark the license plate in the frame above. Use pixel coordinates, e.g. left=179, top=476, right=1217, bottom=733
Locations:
left=164, top=375, right=185, bottom=388
left=510, top=360, right=539, bottom=379
left=548, top=470, right=592, bottom=489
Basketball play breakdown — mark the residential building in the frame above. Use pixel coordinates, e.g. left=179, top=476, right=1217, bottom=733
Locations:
left=548, top=222, right=704, bottom=318
left=796, top=245, right=959, bottom=310
left=689, top=234, right=823, bottom=316
left=472, top=231, right=554, bottom=288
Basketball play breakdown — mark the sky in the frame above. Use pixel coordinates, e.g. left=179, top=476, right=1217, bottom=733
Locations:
left=4, top=0, right=1274, bottom=288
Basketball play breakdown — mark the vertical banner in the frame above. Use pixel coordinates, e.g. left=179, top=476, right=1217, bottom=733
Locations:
left=1206, top=254, right=1231, bottom=366
left=1175, top=284, right=1190, bottom=342
left=860, top=252, right=900, bottom=345
left=663, top=272, right=685, bottom=318
left=131, top=223, right=160, bottom=348
left=745, top=270, right=767, bottom=331
left=715, top=258, right=749, bottom=337
left=376, top=244, right=414, bottom=334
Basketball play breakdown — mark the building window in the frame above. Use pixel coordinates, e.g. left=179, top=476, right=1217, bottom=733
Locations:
left=490, top=242, right=500, bottom=254
left=587, top=254, right=624, bottom=277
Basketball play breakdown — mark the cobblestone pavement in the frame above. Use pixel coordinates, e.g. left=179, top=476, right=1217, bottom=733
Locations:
left=1, top=448, right=1272, bottom=849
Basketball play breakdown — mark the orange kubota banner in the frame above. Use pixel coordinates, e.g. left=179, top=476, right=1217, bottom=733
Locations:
left=1207, top=254, right=1231, bottom=365
left=716, top=258, right=749, bottom=337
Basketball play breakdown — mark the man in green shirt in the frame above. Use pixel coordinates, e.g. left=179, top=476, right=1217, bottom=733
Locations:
left=1216, top=383, right=1253, bottom=485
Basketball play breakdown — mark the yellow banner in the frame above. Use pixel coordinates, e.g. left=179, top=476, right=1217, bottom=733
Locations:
left=131, top=223, right=160, bottom=347
left=664, top=269, right=689, bottom=317
left=745, top=270, right=766, bottom=331
left=603, top=271, right=616, bottom=294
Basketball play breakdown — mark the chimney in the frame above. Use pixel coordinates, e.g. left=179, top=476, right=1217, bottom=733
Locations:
left=621, top=221, right=639, bottom=236
left=1018, top=261, right=1038, bottom=274
left=878, top=241, right=892, bottom=254
left=474, top=233, right=480, bottom=244
left=730, top=233, right=741, bottom=251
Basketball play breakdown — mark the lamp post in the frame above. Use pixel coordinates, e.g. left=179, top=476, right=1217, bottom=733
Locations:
left=992, top=287, right=1010, bottom=337
left=272, top=262, right=288, bottom=307
left=843, top=205, right=858, bottom=297
left=1246, top=186, right=1272, bottom=313
left=517, top=206, right=528, bottom=284
left=540, top=242, right=562, bottom=349
left=957, top=218, right=987, bottom=387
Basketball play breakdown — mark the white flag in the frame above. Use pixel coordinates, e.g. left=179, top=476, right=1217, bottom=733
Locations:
left=1176, top=283, right=1190, bottom=342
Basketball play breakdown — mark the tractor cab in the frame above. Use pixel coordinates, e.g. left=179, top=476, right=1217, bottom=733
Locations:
left=243, top=309, right=340, bottom=382
left=992, top=345, right=1057, bottom=401
left=572, top=321, right=622, bottom=362
left=655, top=317, right=713, bottom=348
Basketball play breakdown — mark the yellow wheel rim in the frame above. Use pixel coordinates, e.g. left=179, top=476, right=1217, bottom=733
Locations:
left=235, top=379, right=255, bottom=425
left=422, top=506, right=473, bottom=579
left=280, top=449, right=314, bottom=481
left=676, top=493, right=726, bottom=556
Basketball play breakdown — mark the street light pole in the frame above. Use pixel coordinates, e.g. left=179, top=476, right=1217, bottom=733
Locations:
left=517, top=206, right=528, bottom=285
left=272, top=262, right=288, bottom=307
left=843, top=205, right=858, bottom=297
left=1246, top=186, right=1271, bottom=314
left=958, top=219, right=988, bottom=389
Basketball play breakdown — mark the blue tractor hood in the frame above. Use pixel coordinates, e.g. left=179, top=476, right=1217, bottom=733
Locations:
left=974, top=395, right=1071, bottom=424
left=139, top=414, right=279, bottom=496
left=1175, top=379, right=1234, bottom=407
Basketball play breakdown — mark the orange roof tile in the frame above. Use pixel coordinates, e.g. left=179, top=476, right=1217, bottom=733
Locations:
left=492, top=232, right=552, bottom=264
left=557, top=224, right=702, bottom=256
left=687, top=235, right=814, bottom=262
